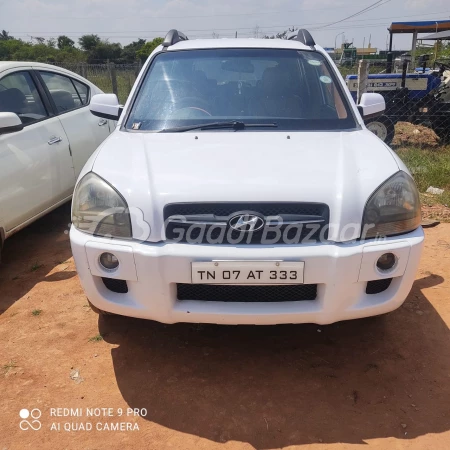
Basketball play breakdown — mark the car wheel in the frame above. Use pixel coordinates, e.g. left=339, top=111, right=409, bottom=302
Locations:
left=88, top=300, right=115, bottom=316
left=365, top=116, right=395, bottom=145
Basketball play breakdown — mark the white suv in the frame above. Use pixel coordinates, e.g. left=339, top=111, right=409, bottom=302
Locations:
left=70, top=29, right=424, bottom=325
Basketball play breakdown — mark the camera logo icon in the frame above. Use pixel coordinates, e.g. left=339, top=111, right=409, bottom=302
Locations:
left=19, top=408, right=42, bottom=431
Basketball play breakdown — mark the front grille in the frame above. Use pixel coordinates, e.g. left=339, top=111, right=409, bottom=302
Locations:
left=366, top=278, right=392, bottom=294
left=177, top=283, right=317, bottom=302
left=102, top=277, right=128, bottom=294
left=165, top=203, right=325, bottom=217
left=164, top=202, right=329, bottom=245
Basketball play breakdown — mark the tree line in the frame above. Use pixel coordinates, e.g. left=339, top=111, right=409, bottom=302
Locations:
left=0, top=30, right=163, bottom=64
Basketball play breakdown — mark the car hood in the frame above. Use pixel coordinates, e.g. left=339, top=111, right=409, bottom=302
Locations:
left=92, top=130, right=400, bottom=242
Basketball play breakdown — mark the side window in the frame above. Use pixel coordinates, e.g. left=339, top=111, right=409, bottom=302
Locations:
left=39, top=71, right=88, bottom=113
left=72, top=79, right=89, bottom=105
left=0, top=71, right=49, bottom=125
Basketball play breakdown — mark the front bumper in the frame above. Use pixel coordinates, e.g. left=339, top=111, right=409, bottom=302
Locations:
left=70, top=227, right=424, bottom=325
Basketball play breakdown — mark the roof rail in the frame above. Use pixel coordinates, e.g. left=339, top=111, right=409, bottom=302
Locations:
left=288, top=29, right=315, bottom=48
left=162, top=29, right=189, bottom=48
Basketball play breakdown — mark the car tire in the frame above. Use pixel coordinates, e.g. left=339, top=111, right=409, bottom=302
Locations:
left=88, top=299, right=115, bottom=316
left=365, top=116, right=395, bottom=146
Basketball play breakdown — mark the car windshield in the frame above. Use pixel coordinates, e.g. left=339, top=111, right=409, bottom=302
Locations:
left=125, top=48, right=357, bottom=132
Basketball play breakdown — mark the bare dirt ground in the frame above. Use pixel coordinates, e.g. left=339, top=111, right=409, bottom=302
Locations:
left=392, top=122, right=442, bottom=149
left=1, top=204, right=449, bottom=450
left=421, top=194, right=450, bottom=223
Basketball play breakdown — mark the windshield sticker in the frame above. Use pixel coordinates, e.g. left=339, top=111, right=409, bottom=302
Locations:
left=307, top=60, right=321, bottom=66
left=131, top=122, right=142, bottom=130
left=319, top=75, right=332, bottom=84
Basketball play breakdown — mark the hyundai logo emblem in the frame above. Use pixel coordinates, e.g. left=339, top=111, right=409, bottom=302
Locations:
left=229, top=213, right=265, bottom=232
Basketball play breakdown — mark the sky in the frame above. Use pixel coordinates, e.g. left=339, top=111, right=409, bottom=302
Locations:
left=1, top=0, right=449, bottom=51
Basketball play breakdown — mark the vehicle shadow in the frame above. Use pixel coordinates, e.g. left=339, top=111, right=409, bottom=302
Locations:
left=100, top=273, right=449, bottom=447
left=0, top=203, right=75, bottom=315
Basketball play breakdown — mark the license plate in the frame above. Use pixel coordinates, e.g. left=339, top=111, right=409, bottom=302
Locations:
left=191, top=261, right=304, bottom=284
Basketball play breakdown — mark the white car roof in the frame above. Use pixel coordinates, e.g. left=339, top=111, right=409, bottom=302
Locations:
left=0, top=61, right=99, bottom=89
left=0, top=61, right=34, bottom=73
left=165, top=38, right=315, bottom=52
left=0, top=61, right=71, bottom=73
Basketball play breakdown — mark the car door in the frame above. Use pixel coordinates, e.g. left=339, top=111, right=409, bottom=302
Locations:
left=0, top=69, right=75, bottom=232
left=36, top=70, right=111, bottom=178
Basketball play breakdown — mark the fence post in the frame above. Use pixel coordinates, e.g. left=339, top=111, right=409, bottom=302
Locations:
left=134, top=60, right=142, bottom=78
left=80, top=62, right=87, bottom=79
left=108, top=62, right=118, bottom=97
left=357, top=60, right=369, bottom=103
left=127, top=73, right=132, bottom=94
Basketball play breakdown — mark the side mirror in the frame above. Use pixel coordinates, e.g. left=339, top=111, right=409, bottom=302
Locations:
left=358, top=93, right=385, bottom=120
left=90, top=94, right=122, bottom=121
left=0, top=112, right=24, bottom=134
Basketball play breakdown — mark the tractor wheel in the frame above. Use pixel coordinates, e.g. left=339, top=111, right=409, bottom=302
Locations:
left=365, top=116, right=395, bottom=146
left=434, top=128, right=450, bottom=145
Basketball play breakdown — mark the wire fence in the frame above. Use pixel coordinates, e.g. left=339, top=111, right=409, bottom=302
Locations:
left=342, top=59, right=450, bottom=147
left=54, top=62, right=142, bottom=104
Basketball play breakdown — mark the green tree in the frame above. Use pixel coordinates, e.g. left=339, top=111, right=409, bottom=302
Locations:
left=0, top=38, right=25, bottom=59
left=121, top=38, right=146, bottom=62
left=136, top=37, right=163, bottom=61
left=78, top=34, right=101, bottom=52
left=0, top=36, right=86, bottom=63
left=0, top=30, right=13, bottom=40
left=57, top=35, right=75, bottom=50
left=85, top=40, right=122, bottom=63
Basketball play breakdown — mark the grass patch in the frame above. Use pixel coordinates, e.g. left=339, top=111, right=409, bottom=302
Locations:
left=420, top=191, right=450, bottom=208
left=31, top=309, right=42, bottom=316
left=88, top=334, right=104, bottom=343
left=397, top=145, right=450, bottom=198
left=86, top=72, right=135, bottom=104
left=396, top=145, right=450, bottom=221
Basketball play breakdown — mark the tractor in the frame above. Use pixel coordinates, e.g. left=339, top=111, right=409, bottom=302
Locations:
left=345, top=58, right=450, bottom=145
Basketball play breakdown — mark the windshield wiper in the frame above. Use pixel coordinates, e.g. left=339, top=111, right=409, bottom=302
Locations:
left=159, top=121, right=278, bottom=133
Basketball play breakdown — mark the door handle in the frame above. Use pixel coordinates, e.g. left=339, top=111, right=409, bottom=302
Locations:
left=98, top=119, right=108, bottom=126
left=48, top=136, right=62, bottom=145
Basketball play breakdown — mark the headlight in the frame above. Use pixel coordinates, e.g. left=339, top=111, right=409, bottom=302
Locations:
left=72, top=172, right=132, bottom=239
left=362, top=171, right=421, bottom=239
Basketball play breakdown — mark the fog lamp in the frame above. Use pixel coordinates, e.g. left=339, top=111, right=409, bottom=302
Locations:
left=376, top=253, right=396, bottom=272
left=99, top=252, right=119, bottom=271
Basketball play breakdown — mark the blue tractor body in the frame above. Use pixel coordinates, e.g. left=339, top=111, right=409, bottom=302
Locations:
left=346, top=73, right=441, bottom=102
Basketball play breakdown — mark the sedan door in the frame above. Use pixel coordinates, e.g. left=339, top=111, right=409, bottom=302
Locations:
left=36, top=70, right=111, bottom=178
left=0, top=70, right=75, bottom=232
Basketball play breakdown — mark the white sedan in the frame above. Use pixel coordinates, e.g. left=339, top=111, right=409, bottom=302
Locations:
left=0, top=62, right=113, bottom=254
